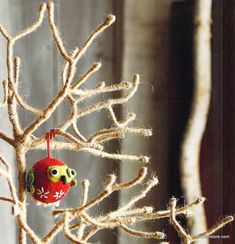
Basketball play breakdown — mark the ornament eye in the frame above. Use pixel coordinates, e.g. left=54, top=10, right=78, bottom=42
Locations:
left=50, top=168, right=59, bottom=177
left=68, top=168, right=77, bottom=178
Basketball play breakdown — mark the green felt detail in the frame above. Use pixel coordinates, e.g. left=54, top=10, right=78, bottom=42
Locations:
left=71, top=179, right=77, bottom=187
left=26, top=168, right=35, bottom=193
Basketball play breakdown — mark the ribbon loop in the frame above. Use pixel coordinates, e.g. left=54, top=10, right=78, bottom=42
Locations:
left=45, top=130, right=56, bottom=158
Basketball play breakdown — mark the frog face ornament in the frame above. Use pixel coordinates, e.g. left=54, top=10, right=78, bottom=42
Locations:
left=26, top=157, right=77, bottom=206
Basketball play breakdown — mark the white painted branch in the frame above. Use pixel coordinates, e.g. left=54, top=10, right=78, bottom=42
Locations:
left=180, top=0, right=212, bottom=243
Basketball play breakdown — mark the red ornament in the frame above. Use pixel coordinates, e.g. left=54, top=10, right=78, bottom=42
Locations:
left=26, top=130, right=77, bottom=206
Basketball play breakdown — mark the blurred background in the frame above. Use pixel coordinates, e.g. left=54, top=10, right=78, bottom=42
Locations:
left=0, top=0, right=234, bottom=243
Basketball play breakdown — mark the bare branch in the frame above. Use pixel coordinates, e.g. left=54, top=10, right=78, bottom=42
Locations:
left=110, top=177, right=158, bottom=217
left=17, top=214, right=41, bottom=244
left=0, top=196, right=15, bottom=204
left=61, top=48, right=79, bottom=86
left=88, top=127, right=152, bottom=143
left=71, top=62, right=102, bottom=90
left=4, top=3, right=47, bottom=137
left=63, top=212, right=90, bottom=244
left=113, top=167, right=147, bottom=191
left=0, top=130, right=14, bottom=146
left=81, top=226, right=100, bottom=242
left=169, top=198, right=191, bottom=243
left=13, top=3, right=47, bottom=41
left=74, top=14, right=116, bottom=61
left=76, top=74, right=139, bottom=120
left=72, top=121, right=87, bottom=142
left=108, top=106, right=136, bottom=127
left=0, top=25, right=11, bottom=40
left=80, top=180, right=90, bottom=206
left=11, top=85, right=42, bottom=116
left=192, top=216, right=234, bottom=241
left=13, top=57, right=20, bottom=84
left=169, top=197, right=234, bottom=244
left=47, top=2, right=72, bottom=61
left=77, top=180, right=90, bottom=240
left=0, top=155, right=11, bottom=173
left=0, top=155, right=19, bottom=206
left=0, top=80, right=8, bottom=107
left=43, top=221, right=64, bottom=243
left=53, top=129, right=102, bottom=150
left=82, top=148, right=150, bottom=164
left=72, top=81, right=132, bottom=101
left=120, top=224, right=166, bottom=239
left=116, top=206, right=154, bottom=217
left=23, top=61, right=76, bottom=140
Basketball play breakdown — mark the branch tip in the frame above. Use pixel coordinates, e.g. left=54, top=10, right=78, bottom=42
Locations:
left=104, top=174, right=117, bottom=192
left=169, top=197, right=177, bottom=208
left=82, top=179, right=90, bottom=187
left=133, top=74, right=140, bottom=83
left=121, top=81, right=132, bottom=89
left=196, top=196, right=206, bottom=204
left=139, top=155, right=150, bottom=163
left=47, top=2, right=54, bottom=10
left=94, top=62, right=102, bottom=69
left=96, top=81, right=105, bottom=89
left=151, top=176, right=158, bottom=186
left=40, top=2, right=47, bottom=12
left=127, top=113, right=136, bottom=120
left=140, top=167, right=148, bottom=176
left=105, top=14, right=116, bottom=25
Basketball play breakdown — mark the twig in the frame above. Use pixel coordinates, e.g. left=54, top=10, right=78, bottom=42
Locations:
left=71, top=62, right=102, bottom=90
left=120, top=224, right=165, bottom=239
left=53, top=129, right=102, bottom=150
left=73, top=81, right=132, bottom=101
left=0, top=25, right=11, bottom=40
left=81, top=148, right=150, bottom=163
left=74, top=14, right=116, bottom=61
left=77, top=180, right=90, bottom=240
left=47, top=2, right=71, bottom=61
left=12, top=3, right=47, bottom=41
left=169, top=198, right=191, bottom=243
left=110, top=177, right=158, bottom=218
left=192, top=216, right=234, bottom=241
left=63, top=212, right=89, bottom=244
left=169, top=198, right=234, bottom=244
left=0, top=80, right=8, bottom=107
left=76, top=74, right=139, bottom=120
left=113, top=167, right=147, bottom=191
left=0, top=196, right=15, bottom=204
left=0, top=131, right=14, bottom=145
left=43, top=221, right=64, bottom=243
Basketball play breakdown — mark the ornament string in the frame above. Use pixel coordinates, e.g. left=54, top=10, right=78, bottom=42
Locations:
left=46, top=129, right=56, bottom=158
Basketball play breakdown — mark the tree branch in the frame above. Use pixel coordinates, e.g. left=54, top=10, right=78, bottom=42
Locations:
left=74, top=14, right=116, bottom=62
left=47, top=2, right=72, bottom=62
left=0, top=80, right=8, bottom=107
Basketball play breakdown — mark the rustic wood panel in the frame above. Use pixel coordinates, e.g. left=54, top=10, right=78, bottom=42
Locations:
left=119, top=0, right=173, bottom=243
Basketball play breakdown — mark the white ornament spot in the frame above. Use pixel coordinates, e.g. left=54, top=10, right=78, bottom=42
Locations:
left=36, top=187, right=50, bottom=199
left=53, top=190, right=65, bottom=200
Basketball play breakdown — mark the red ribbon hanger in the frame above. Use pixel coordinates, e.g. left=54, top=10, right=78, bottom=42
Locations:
left=45, top=129, right=56, bottom=158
